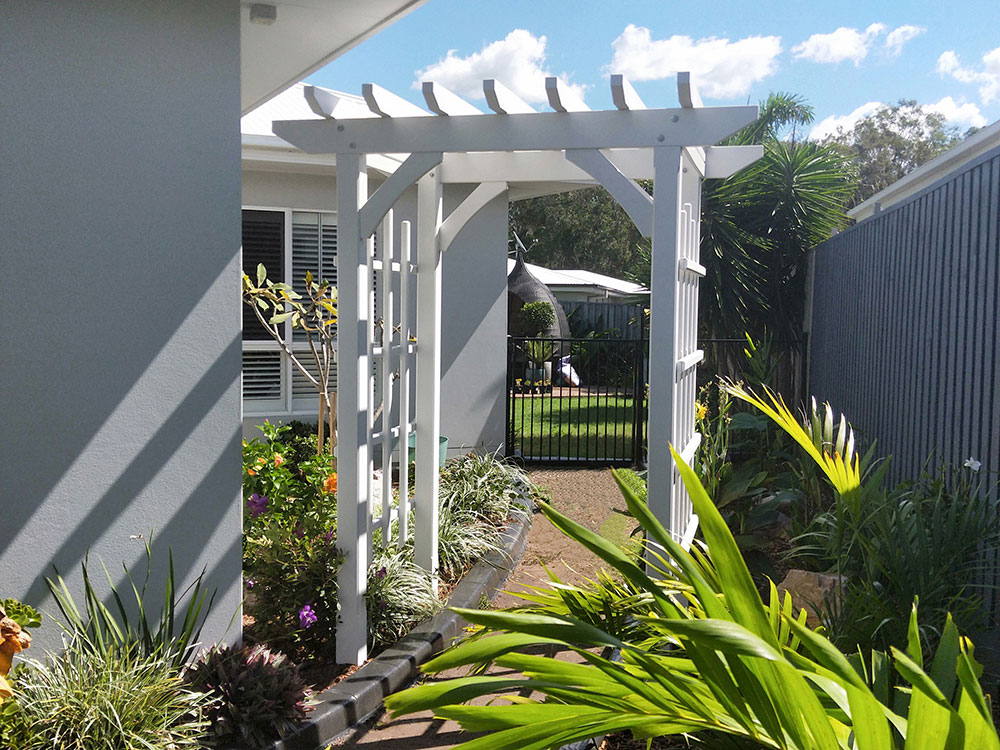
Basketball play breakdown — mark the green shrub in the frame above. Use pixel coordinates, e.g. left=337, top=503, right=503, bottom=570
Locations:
left=184, top=643, right=310, bottom=749
left=244, top=523, right=343, bottom=660
left=6, top=643, right=210, bottom=750
left=522, top=338, right=555, bottom=365
left=800, top=466, right=999, bottom=653
left=367, top=547, right=439, bottom=647
left=242, top=422, right=336, bottom=535
left=436, top=507, right=504, bottom=582
left=518, top=301, right=555, bottom=337
left=439, top=452, right=534, bottom=526
left=45, top=538, right=213, bottom=670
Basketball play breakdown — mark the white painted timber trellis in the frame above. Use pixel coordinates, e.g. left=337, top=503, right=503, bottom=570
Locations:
left=274, top=72, right=762, bottom=665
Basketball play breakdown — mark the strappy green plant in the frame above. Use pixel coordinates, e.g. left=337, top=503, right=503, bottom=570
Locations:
left=46, top=537, right=215, bottom=670
left=385, top=443, right=998, bottom=750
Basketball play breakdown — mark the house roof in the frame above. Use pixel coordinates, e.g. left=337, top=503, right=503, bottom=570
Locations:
left=850, top=118, right=1000, bottom=221
left=506, top=259, right=648, bottom=297
left=241, top=83, right=403, bottom=175
left=241, top=82, right=371, bottom=137
left=241, top=0, right=429, bottom=114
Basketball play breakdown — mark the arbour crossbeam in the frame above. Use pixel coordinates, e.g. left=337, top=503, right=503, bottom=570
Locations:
left=273, top=73, right=761, bottom=666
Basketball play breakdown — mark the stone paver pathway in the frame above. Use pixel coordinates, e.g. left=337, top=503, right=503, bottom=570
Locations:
left=332, top=467, right=628, bottom=749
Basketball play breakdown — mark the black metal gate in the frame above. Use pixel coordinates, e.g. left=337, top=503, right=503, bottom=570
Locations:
left=506, top=337, right=646, bottom=465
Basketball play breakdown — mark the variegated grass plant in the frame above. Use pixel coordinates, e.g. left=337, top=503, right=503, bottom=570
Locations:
left=6, top=641, right=211, bottom=750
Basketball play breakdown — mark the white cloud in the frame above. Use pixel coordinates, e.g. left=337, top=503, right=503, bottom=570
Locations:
left=413, top=29, right=584, bottom=106
left=809, top=96, right=987, bottom=141
left=808, top=101, right=882, bottom=140
left=925, top=96, right=987, bottom=128
left=792, top=23, right=886, bottom=65
left=936, top=46, right=1000, bottom=104
left=884, top=25, right=924, bottom=56
left=606, top=24, right=781, bottom=99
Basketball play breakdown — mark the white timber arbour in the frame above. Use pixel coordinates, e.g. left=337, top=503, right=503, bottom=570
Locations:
left=273, top=72, right=762, bottom=665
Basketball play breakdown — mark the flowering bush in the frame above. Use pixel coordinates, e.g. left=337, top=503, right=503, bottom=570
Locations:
left=243, top=422, right=539, bottom=662
left=242, top=422, right=340, bottom=660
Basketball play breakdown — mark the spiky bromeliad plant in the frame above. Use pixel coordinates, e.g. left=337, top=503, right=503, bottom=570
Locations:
left=385, top=387, right=999, bottom=750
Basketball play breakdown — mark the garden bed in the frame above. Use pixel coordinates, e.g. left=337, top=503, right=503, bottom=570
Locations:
left=249, top=505, right=532, bottom=750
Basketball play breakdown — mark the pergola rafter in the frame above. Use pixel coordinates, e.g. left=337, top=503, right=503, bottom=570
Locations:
left=273, top=73, right=762, bottom=666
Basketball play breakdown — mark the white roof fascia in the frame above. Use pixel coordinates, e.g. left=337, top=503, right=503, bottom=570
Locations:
left=241, top=138, right=403, bottom=176
left=850, top=119, right=1000, bottom=221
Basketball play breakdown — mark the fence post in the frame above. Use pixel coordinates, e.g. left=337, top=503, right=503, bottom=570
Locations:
left=631, top=338, right=644, bottom=466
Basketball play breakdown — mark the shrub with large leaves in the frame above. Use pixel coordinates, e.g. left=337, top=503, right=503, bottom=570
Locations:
left=386, top=433, right=997, bottom=750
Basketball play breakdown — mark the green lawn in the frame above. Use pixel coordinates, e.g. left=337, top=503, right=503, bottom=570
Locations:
left=510, top=394, right=642, bottom=461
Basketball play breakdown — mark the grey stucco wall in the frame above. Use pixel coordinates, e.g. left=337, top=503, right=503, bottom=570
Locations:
left=244, top=169, right=338, bottom=212
left=441, top=189, right=509, bottom=454
left=1, top=1, right=243, bottom=651
left=241, top=170, right=509, bottom=455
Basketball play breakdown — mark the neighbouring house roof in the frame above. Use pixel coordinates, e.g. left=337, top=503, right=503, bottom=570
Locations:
left=506, top=259, right=649, bottom=298
left=241, top=0, right=430, bottom=114
left=850, top=118, right=1000, bottom=221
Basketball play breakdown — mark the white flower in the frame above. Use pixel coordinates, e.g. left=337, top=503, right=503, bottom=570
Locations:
left=964, top=457, right=982, bottom=472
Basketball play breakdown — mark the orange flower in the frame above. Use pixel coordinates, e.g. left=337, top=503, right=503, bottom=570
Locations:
left=247, top=468, right=257, bottom=476
left=274, top=454, right=284, bottom=466
left=256, top=457, right=266, bottom=465
left=323, top=472, right=338, bottom=494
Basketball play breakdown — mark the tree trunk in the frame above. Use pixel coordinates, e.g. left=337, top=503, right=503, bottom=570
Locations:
left=317, top=393, right=327, bottom=456
left=327, top=391, right=337, bottom=449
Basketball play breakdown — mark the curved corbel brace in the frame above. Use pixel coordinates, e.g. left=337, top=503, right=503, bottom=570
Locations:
left=359, top=151, right=443, bottom=238
left=565, top=148, right=653, bottom=237
left=438, top=181, right=508, bottom=252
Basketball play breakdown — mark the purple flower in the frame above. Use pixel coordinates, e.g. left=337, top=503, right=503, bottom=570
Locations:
left=376, top=566, right=387, bottom=581
left=325, top=529, right=335, bottom=543
left=293, top=523, right=305, bottom=539
left=298, top=604, right=318, bottom=629
left=247, top=493, right=268, bottom=518
left=245, top=578, right=256, bottom=589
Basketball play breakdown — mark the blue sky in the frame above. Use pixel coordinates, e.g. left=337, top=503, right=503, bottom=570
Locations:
left=307, top=0, right=1000, bottom=139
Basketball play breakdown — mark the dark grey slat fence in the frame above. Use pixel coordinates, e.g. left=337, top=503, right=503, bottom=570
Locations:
left=808, top=145, right=1000, bottom=625
left=809, top=147, right=999, bottom=488
left=561, top=300, right=647, bottom=339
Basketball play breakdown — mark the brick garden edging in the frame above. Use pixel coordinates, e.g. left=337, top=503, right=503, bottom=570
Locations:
left=255, top=503, right=533, bottom=750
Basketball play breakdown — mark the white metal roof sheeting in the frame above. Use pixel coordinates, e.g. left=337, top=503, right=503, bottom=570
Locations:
left=241, top=82, right=369, bottom=137
left=506, top=259, right=648, bottom=296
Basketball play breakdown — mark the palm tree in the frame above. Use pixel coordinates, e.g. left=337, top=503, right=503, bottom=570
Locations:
left=699, top=93, right=854, bottom=343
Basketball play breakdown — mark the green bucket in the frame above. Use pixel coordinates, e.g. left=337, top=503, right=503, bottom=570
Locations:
left=407, top=433, right=449, bottom=467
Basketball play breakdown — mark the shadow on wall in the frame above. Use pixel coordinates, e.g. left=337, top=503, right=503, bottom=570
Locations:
left=6, top=335, right=242, bottom=647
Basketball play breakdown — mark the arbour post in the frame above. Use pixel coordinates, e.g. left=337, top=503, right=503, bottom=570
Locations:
left=414, top=169, right=443, bottom=584
left=335, top=152, right=371, bottom=666
left=647, top=146, right=684, bottom=558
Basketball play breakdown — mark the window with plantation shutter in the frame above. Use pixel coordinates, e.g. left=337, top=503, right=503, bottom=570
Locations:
left=292, top=212, right=338, bottom=342
left=242, top=207, right=341, bottom=415
left=241, top=350, right=282, bottom=402
left=242, top=210, right=284, bottom=341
